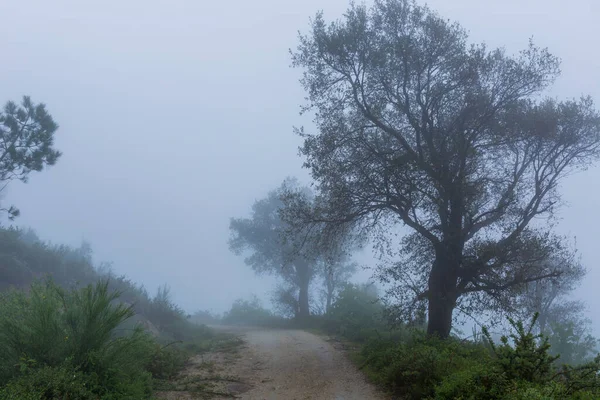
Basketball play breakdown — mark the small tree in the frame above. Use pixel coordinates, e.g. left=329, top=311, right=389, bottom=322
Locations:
left=289, top=0, right=600, bottom=338
left=319, top=256, right=358, bottom=313
left=483, top=313, right=559, bottom=384
left=0, top=96, right=61, bottom=219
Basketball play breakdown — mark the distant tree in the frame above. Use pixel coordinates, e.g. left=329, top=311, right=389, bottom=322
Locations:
left=190, top=309, right=221, bottom=326
left=319, top=256, right=358, bottom=313
left=514, top=254, right=585, bottom=334
left=289, top=0, right=600, bottom=338
left=547, top=318, right=599, bottom=366
left=222, top=295, right=274, bottom=326
left=146, top=284, right=185, bottom=332
left=229, top=178, right=317, bottom=318
left=327, top=282, right=386, bottom=341
left=513, top=256, right=598, bottom=365
left=0, top=96, right=61, bottom=219
left=271, top=283, right=300, bottom=318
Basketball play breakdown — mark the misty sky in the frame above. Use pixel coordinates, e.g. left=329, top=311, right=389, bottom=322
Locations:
left=1, top=0, right=599, bottom=332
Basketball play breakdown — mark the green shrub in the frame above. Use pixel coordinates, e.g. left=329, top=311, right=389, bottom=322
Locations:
left=357, top=331, right=490, bottom=399
left=146, top=342, right=189, bottom=380
left=0, top=365, right=96, bottom=400
left=323, top=283, right=388, bottom=342
left=433, top=314, right=600, bottom=400
left=353, top=312, right=600, bottom=400
left=222, top=295, right=279, bottom=326
left=434, top=362, right=508, bottom=400
left=483, top=313, right=558, bottom=384
left=0, top=280, right=154, bottom=398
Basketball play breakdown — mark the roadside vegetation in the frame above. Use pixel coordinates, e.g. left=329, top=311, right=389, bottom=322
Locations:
left=0, top=227, right=240, bottom=399
left=221, top=283, right=600, bottom=399
left=3, top=0, right=600, bottom=397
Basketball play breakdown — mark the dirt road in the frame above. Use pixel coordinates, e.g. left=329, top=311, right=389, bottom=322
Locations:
left=157, top=326, right=387, bottom=399
left=223, top=327, right=387, bottom=400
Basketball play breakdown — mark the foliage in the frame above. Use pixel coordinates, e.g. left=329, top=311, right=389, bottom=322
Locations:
left=289, top=0, right=600, bottom=338
left=222, top=295, right=282, bottom=327
left=333, top=309, right=600, bottom=399
left=0, top=276, right=222, bottom=398
left=189, top=309, right=221, bottom=326
left=0, top=365, right=98, bottom=400
left=0, top=227, right=199, bottom=345
left=546, top=319, right=599, bottom=366
left=145, top=342, right=189, bottom=380
left=0, top=97, right=61, bottom=219
left=0, top=280, right=154, bottom=398
left=143, top=284, right=186, bottom=333
left=0, top=228, right=97, bottom=291
left=323, top=283, right=388, bottom=342
left=359, top=331, right=492, bottom=399
left=318, top=258, right=357, bottom=313
left=483, top=313, right=558, bottom=383
left=511, top=257, right=598, bottom=365
left=231, top=178, right=360, bottom=319
left=271, top=283, right=300, bottom=318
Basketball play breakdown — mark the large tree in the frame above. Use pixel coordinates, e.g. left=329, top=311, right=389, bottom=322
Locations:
left=0, top=96, right=61, bottom=219
left=289, top=0, right=600, bottom=337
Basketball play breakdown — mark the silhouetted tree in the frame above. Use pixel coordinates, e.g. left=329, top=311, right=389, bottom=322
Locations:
left=513, top=256, right=598, bottom=364
left=0, top=96, right=61, bottom=219
left=514, top=254, right=585, bottom=334
left=289, top=0, right=600, bottom=337
left=229, top=178, right=317, bottom=318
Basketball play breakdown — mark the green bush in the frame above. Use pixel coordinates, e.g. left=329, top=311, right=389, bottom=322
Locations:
left=483, top=313, right=558, bottom=384
left=351, top=312, right=600, bottom=400
left=433, top=314, right=600, bottom=400
left=222, top=295, right=280, bottom=326
left=146, top=342, right=188, bottom=380
left=0, top=365, right=96, bottom=400
left=434, top=362, right=508, bottom=400
left=0, top=280, right=155, bottom=398
left=323, top=283, right=389, bottom=342
left=358, top=331, right=491, bottom=399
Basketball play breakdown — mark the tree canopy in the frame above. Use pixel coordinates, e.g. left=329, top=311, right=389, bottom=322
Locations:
left=290, top=0, right=600, bottom=337
left=0, top=96, right=61, bottom=219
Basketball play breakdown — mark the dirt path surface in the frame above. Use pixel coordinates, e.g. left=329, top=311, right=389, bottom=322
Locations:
left=223, top=327, right=387, bottom=400
left=157, top=326, right=387, bottom=399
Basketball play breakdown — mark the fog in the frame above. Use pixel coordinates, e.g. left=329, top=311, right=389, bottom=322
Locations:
left=1, top=0, right=599, bottom=334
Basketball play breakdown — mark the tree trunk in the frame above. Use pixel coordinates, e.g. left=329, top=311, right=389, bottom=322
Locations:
left=294, top=260, right=312, bottom=319
left=325, top=272, right=334, bottom=314
left=427, top=257, right=458, bottom=339
left=290, top=259, right=314, bottom=320
left=298, top=281, right=310, bottom=318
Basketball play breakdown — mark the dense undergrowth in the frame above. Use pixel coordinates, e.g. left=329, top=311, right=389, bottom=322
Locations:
left=0, top=279, right=225, bottom=399
left=0, top=228, right=232, bottom=399
left=323, top=285, right=600, bottom=399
